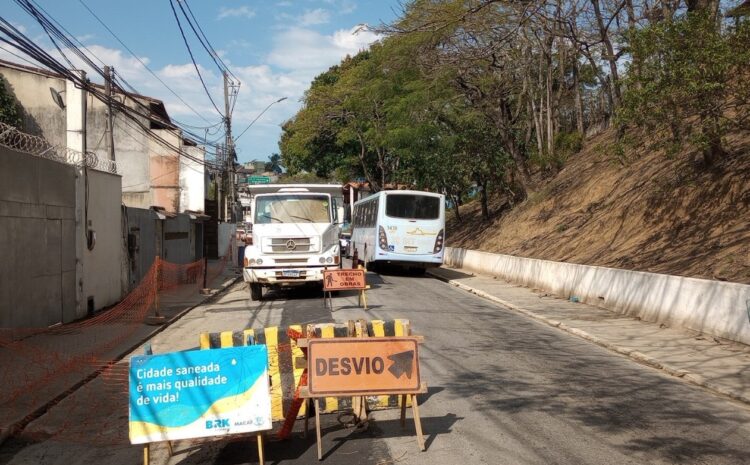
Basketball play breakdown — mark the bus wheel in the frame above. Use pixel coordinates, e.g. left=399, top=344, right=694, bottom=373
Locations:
left=250, top=283, right=263, bottom=301
left=366, top=261, right=379, bottom=273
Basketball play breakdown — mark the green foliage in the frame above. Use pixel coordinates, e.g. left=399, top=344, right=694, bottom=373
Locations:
left=264, top=153, right=283, bottom=174
left=618, top=14, right=750, bottom=165
left=555, top=132, right=584, bottom=160
left=280, top=172, right=332, bottom=184
left=0, top=76, right=22, bottom=128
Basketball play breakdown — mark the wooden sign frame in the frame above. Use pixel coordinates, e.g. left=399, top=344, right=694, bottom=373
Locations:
left=322, top=266, right=369, bottom=311
left=298, top=335, right=427, bottom=460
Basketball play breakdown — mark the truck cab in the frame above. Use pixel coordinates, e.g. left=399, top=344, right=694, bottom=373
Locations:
left=242, top=185, right=343, bottom=300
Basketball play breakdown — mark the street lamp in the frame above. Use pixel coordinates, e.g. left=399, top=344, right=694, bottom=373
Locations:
left=234, top=96, right=288, bottom=142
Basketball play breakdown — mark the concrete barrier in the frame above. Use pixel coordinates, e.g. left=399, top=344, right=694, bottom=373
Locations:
left=444, top=247, right=750, bottom=345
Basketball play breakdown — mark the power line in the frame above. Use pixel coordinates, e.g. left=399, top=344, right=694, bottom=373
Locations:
left=176, top=0, right=236, bottom=81
left=77, top=0, right=218, bottom=126
left=0, top=44, right=38, bottom=67
left=1, top=3, right=223, bottom=170
left=168, top=0, right=224, bottom=118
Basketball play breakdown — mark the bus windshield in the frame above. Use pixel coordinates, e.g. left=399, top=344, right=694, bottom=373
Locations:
left=385, top=195, right=440, bottom=220
left=254, top=194, right=331, bottom=224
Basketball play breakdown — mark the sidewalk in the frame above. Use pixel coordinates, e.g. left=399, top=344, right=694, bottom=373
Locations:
left=428, top=266, right=750, bottom=405
left=0, top=260, right=241, bottom=445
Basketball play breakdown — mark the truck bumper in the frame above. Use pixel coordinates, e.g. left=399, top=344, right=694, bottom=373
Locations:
left=243, top=266, right=333, bottom=287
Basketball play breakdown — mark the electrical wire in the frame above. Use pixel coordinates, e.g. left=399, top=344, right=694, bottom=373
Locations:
left=175, top=0, right=235, bottom=80
left=77, top=0, right=219, bottom=126
left=168, top=0, right=224, bottom=118
left=0, top=44, right=38, bottom=67
left=1, top=3, right=223, bottom=170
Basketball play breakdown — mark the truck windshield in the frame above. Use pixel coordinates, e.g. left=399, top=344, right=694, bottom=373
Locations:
left=254, top=194, right=331, bottom=224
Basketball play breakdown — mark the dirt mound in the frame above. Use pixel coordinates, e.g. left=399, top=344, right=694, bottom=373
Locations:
left=447, top=130, right=750, bottom=284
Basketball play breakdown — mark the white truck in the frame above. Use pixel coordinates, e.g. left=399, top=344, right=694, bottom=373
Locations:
left=242, top=184, right=344, bottom=301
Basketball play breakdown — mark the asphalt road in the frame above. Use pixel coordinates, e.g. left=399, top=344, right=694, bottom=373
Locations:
left=2, top=266, right=750, bottom=465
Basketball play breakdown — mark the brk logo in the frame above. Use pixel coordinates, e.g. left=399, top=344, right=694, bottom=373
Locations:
left=205, top=419, right=230, bottom=429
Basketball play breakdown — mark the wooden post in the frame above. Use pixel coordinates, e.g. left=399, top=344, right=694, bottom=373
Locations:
left=400, top=394, right=407, bottom=427
left=143, top=444, right=149, bottom=465
left=166, top=441, right=173, bottom=457
left=411, top=394, right=425, bottom=451
left=257, top=433, right=265, bottom=465
left=357, top=265, right=368, bottom=309
left=304, top=397, right=311, bottom=438
left=154, top=257, right=160, bottom=317
left=315, top=398, right=323, bottom=460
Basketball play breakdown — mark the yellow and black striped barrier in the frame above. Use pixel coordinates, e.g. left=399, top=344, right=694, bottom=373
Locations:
left=199, top=319, right=411, bottom=421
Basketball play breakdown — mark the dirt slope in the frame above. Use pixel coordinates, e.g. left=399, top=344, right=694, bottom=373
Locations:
left=447, top=130, right=750, bottom=284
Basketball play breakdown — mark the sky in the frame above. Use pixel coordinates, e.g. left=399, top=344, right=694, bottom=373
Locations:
left=0, top=0, right=401, bottom=164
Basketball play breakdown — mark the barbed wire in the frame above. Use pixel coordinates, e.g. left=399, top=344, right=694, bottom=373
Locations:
left=0, top=121, right=118, bottom=174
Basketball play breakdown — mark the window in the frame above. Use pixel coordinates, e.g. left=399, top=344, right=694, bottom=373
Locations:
left=254, top=195, right=331, bottom=224
left=385, top=195, right=440, bottom=220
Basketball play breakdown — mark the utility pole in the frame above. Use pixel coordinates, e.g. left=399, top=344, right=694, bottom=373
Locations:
left=104, top=65, right=115, bottom=162
left=223, top=71, right=234, bottom=223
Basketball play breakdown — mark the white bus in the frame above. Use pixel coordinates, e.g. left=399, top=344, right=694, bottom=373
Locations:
left=351, top=190, right=445, bottom=273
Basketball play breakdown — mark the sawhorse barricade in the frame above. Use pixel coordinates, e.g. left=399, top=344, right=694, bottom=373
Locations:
left=322, top=266, right=369, bottom=310
left=198, top=319, right=413, bottom=423
left=296, top=328, right=427, bottom=460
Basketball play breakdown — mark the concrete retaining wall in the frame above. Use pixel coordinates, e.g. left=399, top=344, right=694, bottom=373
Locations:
left=444, top=247, right=750, bottom=345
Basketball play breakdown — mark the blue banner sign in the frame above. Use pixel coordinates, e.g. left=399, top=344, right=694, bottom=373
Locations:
left=129, top=345, right=272, bottom=444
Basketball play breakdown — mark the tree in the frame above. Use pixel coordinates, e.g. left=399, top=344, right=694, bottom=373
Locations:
left=618, top=12, right=750, bottom=166
left=0, top=76, right=22, bottom=128
left=264, top=153, right=283, bottom=174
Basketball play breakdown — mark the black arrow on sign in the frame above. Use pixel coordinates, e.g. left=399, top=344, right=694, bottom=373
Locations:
left=387, top=350, right=414, bottom=379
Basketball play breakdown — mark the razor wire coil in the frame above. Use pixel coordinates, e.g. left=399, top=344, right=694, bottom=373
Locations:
left=0, top=121, right=118, bottom=174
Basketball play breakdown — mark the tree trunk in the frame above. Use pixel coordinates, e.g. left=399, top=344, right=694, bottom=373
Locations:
left=356, top=133, right=379, bottom=192
left=573, top=58, right=585, bottom=134
left=532, top=98, right=544, bottom=157
left=479, top=180, right=489, bottom=221
left=701, top=117, right=726, bottom=167
left=450, top=192, right=461, bottom=222
left=591, top=0, right=621, bottom=109
left=546, top=58, right=554, bottom=157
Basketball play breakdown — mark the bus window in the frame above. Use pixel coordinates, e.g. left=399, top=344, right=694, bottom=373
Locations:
left=386, top=195, right=440, bottom=220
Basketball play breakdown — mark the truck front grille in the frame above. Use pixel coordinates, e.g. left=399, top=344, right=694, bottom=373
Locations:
left=270, top=237, right=312, bottom=253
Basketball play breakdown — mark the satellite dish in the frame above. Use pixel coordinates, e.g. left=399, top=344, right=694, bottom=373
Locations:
left=49, top=87, right=66, bottom=110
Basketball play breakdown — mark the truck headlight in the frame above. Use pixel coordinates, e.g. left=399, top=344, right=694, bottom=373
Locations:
left=325, top=256, right=333, bottom=264
left=256, top=258, right=263, bottom=265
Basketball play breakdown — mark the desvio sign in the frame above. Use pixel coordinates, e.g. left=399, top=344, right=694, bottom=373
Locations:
left=307, top=337, right=420, bottom=396
left=128, top=345, right=272, bottom=444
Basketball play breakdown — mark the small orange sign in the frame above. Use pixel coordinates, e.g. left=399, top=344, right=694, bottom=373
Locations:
left=323, top=269, right=366, bottom=291
left=307, top=337, right=420, bottom=396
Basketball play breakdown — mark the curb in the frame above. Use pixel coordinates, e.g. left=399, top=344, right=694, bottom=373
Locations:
left=0, top=274, right=242, bottom=447
left=427, top=269, right=750, bottom=407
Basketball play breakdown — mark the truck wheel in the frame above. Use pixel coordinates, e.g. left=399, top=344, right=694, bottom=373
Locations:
left=250, top=283, right=263, bottom=301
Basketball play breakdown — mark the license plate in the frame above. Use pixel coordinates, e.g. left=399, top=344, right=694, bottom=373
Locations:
left=404, top=246, right=418, bottom=252
left=281, top=270, right=300, bottom=278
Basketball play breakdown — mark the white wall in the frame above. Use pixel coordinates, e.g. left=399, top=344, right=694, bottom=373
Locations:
left=82, top=170, right=125, bottom=315
left=179, top=145, right=205, bottom=213
left=218, top=223, right=236, bottom=260
left=444, top=247, right=750, bottom=345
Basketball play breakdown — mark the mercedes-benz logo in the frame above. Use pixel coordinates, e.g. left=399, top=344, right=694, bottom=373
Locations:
left=285, top=240, right=296, bottom=250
